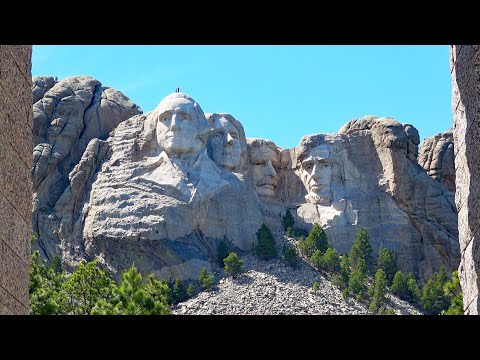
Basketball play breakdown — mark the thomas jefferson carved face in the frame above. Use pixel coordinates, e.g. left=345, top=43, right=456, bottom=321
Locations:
left=209, top=116, right=242, bottom=171
left=247, top=139, right=280, bottom=198
left=300, top=144, right=333, bottom=204
left=155, top=93, right=205, bottom=156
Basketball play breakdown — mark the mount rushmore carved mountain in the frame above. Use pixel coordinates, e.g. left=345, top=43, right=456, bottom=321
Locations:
left=31, top=76, right=460, bottom=284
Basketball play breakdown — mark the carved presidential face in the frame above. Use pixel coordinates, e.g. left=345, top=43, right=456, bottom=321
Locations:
left=155, top=94, right=205, bottom=156
left=209, top=116, right=242, bottom=171
left=300, top=144, right=333, bottom=204
left=248, top=140, right=280, bottom=198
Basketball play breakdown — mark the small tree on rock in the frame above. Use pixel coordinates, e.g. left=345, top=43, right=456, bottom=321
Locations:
left=198, top=268, right=215, bottom=291
left=224, top=252, right=244, bottom=278
left=421, top=267, right=450, bottom=315
left=310, top=249, right=324, bottom=269
left=442, top=271, right=464, bottom=315
left=187, top=283, right=195, bottom=298
left=308, top=224, right=329, bottom=254
left=282, top=209, right=295, bottom=232
left=282, top=244, right=299, bottom=268
left=349, top=228, right=373, bottom=273
left=171, top=279, right=188, bottom=304
left=255, top=224, right=277, bottom=260
left=377, top=246, right=396, bottom=285
left=369, top=269, right=388, bottom=314
left=348, top=258, right=366, bottom=297
left=322, top=247, right=341, bottom=272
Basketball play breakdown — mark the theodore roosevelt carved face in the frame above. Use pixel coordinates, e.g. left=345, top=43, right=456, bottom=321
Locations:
left=247, top=138, right=280, bottom=198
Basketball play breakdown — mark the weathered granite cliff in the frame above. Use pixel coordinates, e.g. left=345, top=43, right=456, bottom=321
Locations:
left=31, top=82, right=460, bottom=284
left=32, top=76, right=142, bottom=259
left=418, top=129, right=455, bottom=192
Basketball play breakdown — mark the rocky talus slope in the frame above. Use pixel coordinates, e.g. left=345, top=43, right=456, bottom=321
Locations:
left=173, top=237, right=421, bottom=315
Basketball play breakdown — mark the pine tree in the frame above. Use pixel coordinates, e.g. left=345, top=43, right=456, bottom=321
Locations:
left=92, top=265, right=171, bottom=315
left=308, top=224, right=329, bottom=254
left=29, top=251, right=66, bottom=315
left=312, top=282, right=320, bottom=293
left=376, top=246, right=396, bottom=285
left=255, top=224, right=277, bottom=260
left=332, top=255, right=351, bottom=289
left=217, top=240, right=229, bottom=267
left=50, top=255, right=63, bottom=275
left=348, top=258, right=366, bottom=296
left=442, top=271, right=464, bottom=315
left=349, top=228, right=373, bottom=272
left=391, top=271, right=407, bottom=298
left=406, top=273, right=421, bottom=304
left=310, top=249, right=324, bottom=269
left=282, top=209, right=295, bottom=232
left=224, top=252, right=244, bottom=278
left=187, top=283, right=195, bottom=298
left=370, top=269, right=388, bottom=313
left=421, top=267, right=450, bottom=315
left=61, top=260, right=116, bottom=315
left=172, top=279, right=188, bottom=304
left=322, top=247, right=341, bottom=272
left=198, top=267, right=215, bottom=290
left=282, top=244, right=299, bottom=268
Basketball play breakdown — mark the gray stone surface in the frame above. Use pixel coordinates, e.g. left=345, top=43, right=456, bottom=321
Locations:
left=419, top=129, right=455, bottom=192
left=34, top=91, right=460, bottom=287
left=0, top=45, right=32, bottom=314
left=451, top=45, right=480, bottom=314
left=32, top=75, right=142, bottom=261
left=281, top=117, right=459, bottom=283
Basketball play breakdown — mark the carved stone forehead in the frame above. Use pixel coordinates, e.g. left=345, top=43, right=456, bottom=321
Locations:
left=308, top=144, right=330, bottom=159
left=247, top=139, right=279, bottom=163
left=215, top=116, right=238, bottom=132
left=154, top=92, right=206, bottom=123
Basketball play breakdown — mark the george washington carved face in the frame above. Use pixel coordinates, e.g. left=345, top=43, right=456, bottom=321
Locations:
left=155, top=93, right=207, bottom=156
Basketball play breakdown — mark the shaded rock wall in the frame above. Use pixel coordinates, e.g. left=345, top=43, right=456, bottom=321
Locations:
left=451, top=45, right=480, bottom=314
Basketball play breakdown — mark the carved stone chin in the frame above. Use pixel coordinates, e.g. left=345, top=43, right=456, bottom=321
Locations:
left=305, top=191, right=332, bottom=205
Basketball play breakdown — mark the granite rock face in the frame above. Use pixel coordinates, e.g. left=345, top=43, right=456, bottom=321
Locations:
left=451, top=45, right=480, bottom=314
left=32, top=88, right=460, bottom=285
left=32, top=75, right=142, bottom=260
left=419, top=129, right=455, bottom=192
left=279, top=116, right=459, bottom=283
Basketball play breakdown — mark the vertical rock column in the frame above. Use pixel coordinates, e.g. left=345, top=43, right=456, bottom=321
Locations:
left=452, top=45, right=480, bottom=315
left=0, top=45, right=32, bottom=315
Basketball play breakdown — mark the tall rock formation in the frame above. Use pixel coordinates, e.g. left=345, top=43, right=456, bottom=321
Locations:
left=419, top=130, right=455, bottom=192
left=281, top=117, right=459, bottom=282
left=451, top=45, right=480, bottom=314
left=32, top=87, right=460, bottom=285
left=32, top=75, right=142, bottom=260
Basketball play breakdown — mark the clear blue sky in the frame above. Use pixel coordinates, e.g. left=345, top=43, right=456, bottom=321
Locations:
left=32, top=45, right=452, bottom=149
